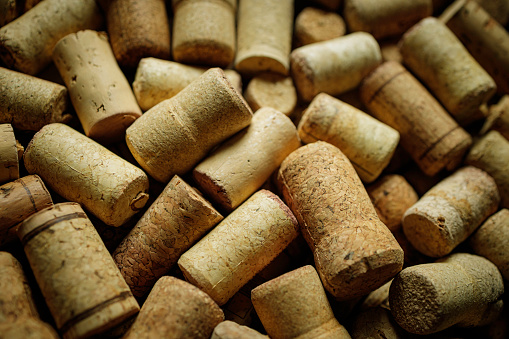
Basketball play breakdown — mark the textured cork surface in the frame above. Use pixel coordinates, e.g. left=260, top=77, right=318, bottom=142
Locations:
left=351, top=307, right=402, bottom=339
left=0, top=123, right=19, bottom=184
left=211, top=321, right=267, bottom=339
left=0, top=317, right=59, bottom=339
left=0, top=0, right=16, bottom=27
left=358, top=279, right=392, bottom=311
left=482, top=95, right=509, bottom=140
left=294, top=7, right=345, bottom=46
left=244, top=73, right=297, bottom=116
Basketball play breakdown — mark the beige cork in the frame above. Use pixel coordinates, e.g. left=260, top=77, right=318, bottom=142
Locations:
left=277, top=141, right=404, bottom=300
left=244, top=73, right=297, bottom=116
left=360, top=61, right=473, bottom=176
left=126, top=68, right=253, bottom=183
left=18, top=203, right=140, bottom=339
left=193, top=107, right=300, bottom=212
left=291, top=32, right=382, bottom=102
left=380, top=38, right=403, bottom=64
left=351, top=307, right=403, bottom=339
left=294, top=7, right=346, bottom=46
left=0, top=0, right=17, bottom=28
left=53, top=30, right=142, bottom=144
left=0, top=0, right=103, bottom=75
left=298, top=93, right=400, bottom=183
left=390, top=253, right=504, bottom=335
left=124, top=276, right=224, bottom=339
left=0, top=318, right=59, bottom=339
left=0, top=124, right=19, bottom=184
left=23, top=123, right=149, bottom=227
left=399, top=17, right=496, bottom=125
left=481, top=95, right=509, bottom=140
left=251, top=265, right=351, bottom=339
left=178, top=190, right=299, bottom=306
left=358, top=280, right=392, bottom=311
left=211, top=321, right=268, bottom=339
left=473, top=0, right=509, bottom=25
left=113, top=175, right=223, bottom=297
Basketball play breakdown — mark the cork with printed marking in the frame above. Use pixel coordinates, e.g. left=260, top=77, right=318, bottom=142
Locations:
left=211, top=321, right=267, bottom=339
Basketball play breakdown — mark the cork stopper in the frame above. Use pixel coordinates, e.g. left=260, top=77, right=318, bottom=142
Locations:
left=481, top=95, right=509, bottom=139
left=0, top=123, right=19, bottom=184
left=294, top=7, right=346, bottom=46
left=211, top=321, right=268, bottom=339
left=0, top=317, right=59, bottom=339
left=244, top=73, right=297, bottom=116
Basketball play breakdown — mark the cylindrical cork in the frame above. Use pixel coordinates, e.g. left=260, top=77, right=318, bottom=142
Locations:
left=298, top=93, right=399, bottom=183
left=294, top=7, right=346, bottom=46
left=311, top=0, right=342, bottom=10
left=251, top=265, right=351, bottom=339
left=211, top=321, right=267, bottom=339
left=53, top=30, right=142, bottom=144
left=126, top=68, right=253, bottom=183
left=291, top=32, right=382, bottom=102
left=193, top=107, right=300, bottom=212
left=0, top=0, right=103, bottom=75
left=243, top=73, right=297, bottom=116
left=277, top=141, right=404, bottom=300
left=351, top=307, right=403, bottom=339
left=124, top=276, right=224, bottom=339
left=0, top=318, right=59, bottom=339
left=473, top=0, right=509, bottom=25
left=178, top=190, right=299, bottom=306
left=23, top=123, right=149, bottom=227
left=0, top=124, right=19, bottom=184
left=399, top=17, right=496, bottom=125
left=481, top=95, right=509, bottom=140
left=0, top=0, right=17, bottom=27
left=113, top=175, right=223, bottom=297
left=18, top=203, right=140, bottom=339
left=235, top=0, right=293, bottom=76
left=390, top=253, right=504, bottom=335
left=360, top=61, right=472, bottom=176
left=358, top=280, right=392, bottom=311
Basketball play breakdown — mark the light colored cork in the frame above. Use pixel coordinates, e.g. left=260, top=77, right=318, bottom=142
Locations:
left=481, top=95, right=509, bottom=140
left=291, top=32, right=382, bottom=102
left=178, top=190, right=299, bottom=306
left=124, top=276, right=224, bottom=339
left=193, top=107, right=300, bottom=212
left=0, top=124, right=19, bottom=184
left=358, top=280, right=392, bottom=311
left=277, top=141, right=404, bottom=300
left=380, top=38, right=403, bottom=63
left=251, top=265, right=351, bottom=339
left=211, top=321, right=267, bottom=339
left=473, top=0, right=509, bottom=25
left=23, top=123, right=149, bottom=227
left=18, top=203, right=140, bottom=339
left=0, top=0, right=17, bottom=27
left=0, top=0, right=103, bottom=75
left=126, top=68, right=253, bottom=183
left=351, top=307, right=403, bottom=339
left=244, top=73, right=297, bottom=116
left=390, top=253, right=504, bottom=335
left=0, top=318, right=59, bottom=339
left=294, top=7, right=346, bottom=46
left=298, top=93, right=400, bottom=183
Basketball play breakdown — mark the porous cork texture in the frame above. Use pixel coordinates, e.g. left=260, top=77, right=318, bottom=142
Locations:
left=474, top=0, right=509, bottom=25
left=277, top=141, right=404, bottom=300
left=211, top=321, right=268, bottom=339
left=0, top=123, right=19, bottom=184
left=0, top=317, right=59, bottom=339
left=294, top=7, right=346, bottom=46
left=351, top=307, right=402, bottom=338
left=481, top=95, right=509, bottom=140
left=244, top=73, right=297, bottom=116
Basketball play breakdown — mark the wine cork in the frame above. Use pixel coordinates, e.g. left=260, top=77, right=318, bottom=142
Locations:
left=359, top=280, right=391, bottom=311
left=193, top=107, right=300, bottom=212
left=473, top=0, right=509, bottom=25
left=351, top=307, right=403, bottom=339
left=294, top=7, right=346, bottom=46
left=126, top=68, right=253, bottom=183
left=178, top=190, right=299, bottom=306
left=18, top=203, right=140, bottom=339
left=123, top=276, right=224, bottom=339
left=243, top=73, right=297, bottom=116
left=360, top=61, right=473, bottom=176
left=380, top=38, right=403, bottom=64
left=235, top=0, right=293, bottom=76
left=311, top=0, right=342, bottom=10
left=0, top=0, right=103, bottom=75
left=399, top=17, right=496, bottom=125
left=23, top=0, right=42, bottom=12
left=211, top=321, right=267, bottom=339
left=0, top=318, right=59, bottom=339
left=23, top=123, right=149, bottom=227
left=53, top=30, right=142, bottom=144
left=481, top=95, right=509, bottom=140
left=251, top=265, right=351, bottom=339
left=0, top=0, right=17, bottom=27
left=390, top=253, right=504, bottom=334
left=277, top=141, right=404, bottom=300
left=297, top=93, right=400, bottom=183
left=0, top=124, right=19, bottom=184
left=291, top=32, right=382, bottom=102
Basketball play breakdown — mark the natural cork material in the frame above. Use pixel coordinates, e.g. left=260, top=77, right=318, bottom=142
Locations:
left=211, top=321, right=267, bottom=339
left=178, top=190, right=299, bottom=306
left=294, top=7, right=346, bottom=46
left=0, top=124, right=19, bottom=184
left=351, top=307, right=403, bottom=339
left=473, top=0, right=509, bottom=25
left=244, top=73, right=297, bottom=116
left=0, top=318, right=59, bottom=339
left=358, top=280, right=392, bottom=311
left=23, top=123, right=149, bottom=227
left=18, top=203, right=140, bottom=339
left=277, top=141, right=404, bottom=300
left=481, top=95, right=509, bottom=140
left=0, top=0, right=16, bottom=27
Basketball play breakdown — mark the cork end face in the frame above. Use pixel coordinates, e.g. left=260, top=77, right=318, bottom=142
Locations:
left=290, top=50, right=316, bottom=102
left=235, top=55, right=289, bottom=77
left=173, top=41, right=234, bottom=69
left=192, top=169, right=233, bottom=212
left=88, top=112, right=142, bottom=145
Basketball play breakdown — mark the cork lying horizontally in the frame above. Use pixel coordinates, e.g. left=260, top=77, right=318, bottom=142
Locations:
left=294, top=7, right=346, bottom=46
left=474, top=0, right=509, bottom=25
left=211, top=321, right=267, bottom=339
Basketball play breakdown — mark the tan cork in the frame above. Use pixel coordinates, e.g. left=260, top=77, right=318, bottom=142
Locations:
left=0, top=124, right=19, bottom=184
left=244, top=73, right=297, bottom=116
left=23, top=123, right=149, bottom=227
left=351, top=307, right=403, bottom=339
left=358, top=279, right=392, bottom=311
left=473, top=0, right=509, bottom=25
left=211, top=321, right=268, bottom=339
left=481, top=95, right=509, bottom=140
left=277, top=141, right=404, bottom=300
left=294, top=7, right=346, bottom=46
left=0, top=0, right=16, bottom=27
left=23, top=0, right=41, bottom=12
left=380, top=38, right=403, bottom=64
left=0, top=317, right=59, bottom=339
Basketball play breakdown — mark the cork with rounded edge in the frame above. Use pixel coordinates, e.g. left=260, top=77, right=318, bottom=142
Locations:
left=473, top=0, right=509, bottom=25
left=277, top=141, right=404, bottom=300
left=178, top=190, right=299, bottom=306
left=291, top=32, right=382, bottom=102
left=23, top=123, right=149, bottom=227
left=211, top=321, right=268, bottom=339
left=0, top=0, right=16, bottom=27
left=0, top=124, right=19, bottom=184
left=244, top=73, right=297, bottom=116
left=18, top=203, right=140, bottom=339
left=193, top=107, right=300, bottom=212
left=294, top=7, right=346, bottom=46
left=360, top=61, right=472, bottom=176
left=0, top=0, right=103, bottom=75
left=481, top=95, right=509, bottom=140
left=389, top=253, right=504, bottom=335
left=358, top=280, right=392, bottom=311
left=298, top=93, right=399, bottom=183
left=113, top=175, right=223, bottom=297
left=126, top=68, right=253, bottom=183
left=124, top=276, right=224, bottom=339
left=351, top=307, right=403, bottom=339
left=0, top=318, right=59, bottom=339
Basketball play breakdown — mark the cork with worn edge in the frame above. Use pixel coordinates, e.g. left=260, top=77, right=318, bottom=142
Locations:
left=0, top=123, right=19, bottom=184
left=481, top=95, right=509, bottom=140
left=0, top=317, right=59, bottom=339
left=294, top=7, right=346, bottom=46
left=244, top=73, right=297, bottom=116
left=211, top=321, right=268, bottom=339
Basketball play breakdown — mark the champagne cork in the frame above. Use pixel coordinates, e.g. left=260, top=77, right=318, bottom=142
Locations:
left=126, top=68, right=253, bottom=183
left=243, top=73, right=297, bottom=116
left=291, top=32, right=382, bottom=102
left=297, top=93, right=400, bottom=183
left=18, top=203, right=140, bottom=339
left=193, top=107, right=300, bottom=212
left=178, top=190, right=299, bottom=306
left=0, top=124, right=19, bottom=184
left=113, top=175, right=223, bottom=297
left=399, top=17, right=496, bottom=125
left=23, top=123, right=149, bottom=227
left=251, top=265, right=351, bottom=339
left=473, top=0, right=509, bottom=25
left=360, top=61, right=473, bottom=176
left=0, top=0, right=17, bottom=28
left=53, top=30, right=142, bottom=144
left=235, top=0, right=293, bottom=76
left=294, top=7, right=346, bottom=46
left=0, top=0, right=103, bottom=75
left=351, top=307, right=403, bottom=339
left=277, top=141, right=404, bottom=300
left=211, top=321, right=268, bottom=339
left=389, top=253, right=504, bottom=335
left=481, top=95, right=509, bottom=140
left=0, top=318, right=59, bottom=339
left=123, top=276, right=224, bottom=339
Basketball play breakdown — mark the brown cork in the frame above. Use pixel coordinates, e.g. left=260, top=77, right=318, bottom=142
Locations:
left=473, top=0, right=509, bottom=25
left=18, top=203, right=140, bottom=339
left=244, top=73, right=297, bottom=116
left=392, top=228, right=431, bottom=266
left=0, top=124, right=19, bottom=184
left=0, top=317, right=59, bottom=339
left=351, top=307, right=403, bottom=339
left=310, top=0, right=342, bottom=10
left=481, top=95, right=509, bottom=140
left=380, top=38, right=403, bottom=64
left=358, top=280, right=392, bottom=311
left=294, top=7, right=346, bottom=46
left=0, top=0, right=17, bottom=28
left=23, top=0, right=42, bottom=12
left=277, top=141, right=404, bottom=300
left=211, top=321, right=268, bottom=339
